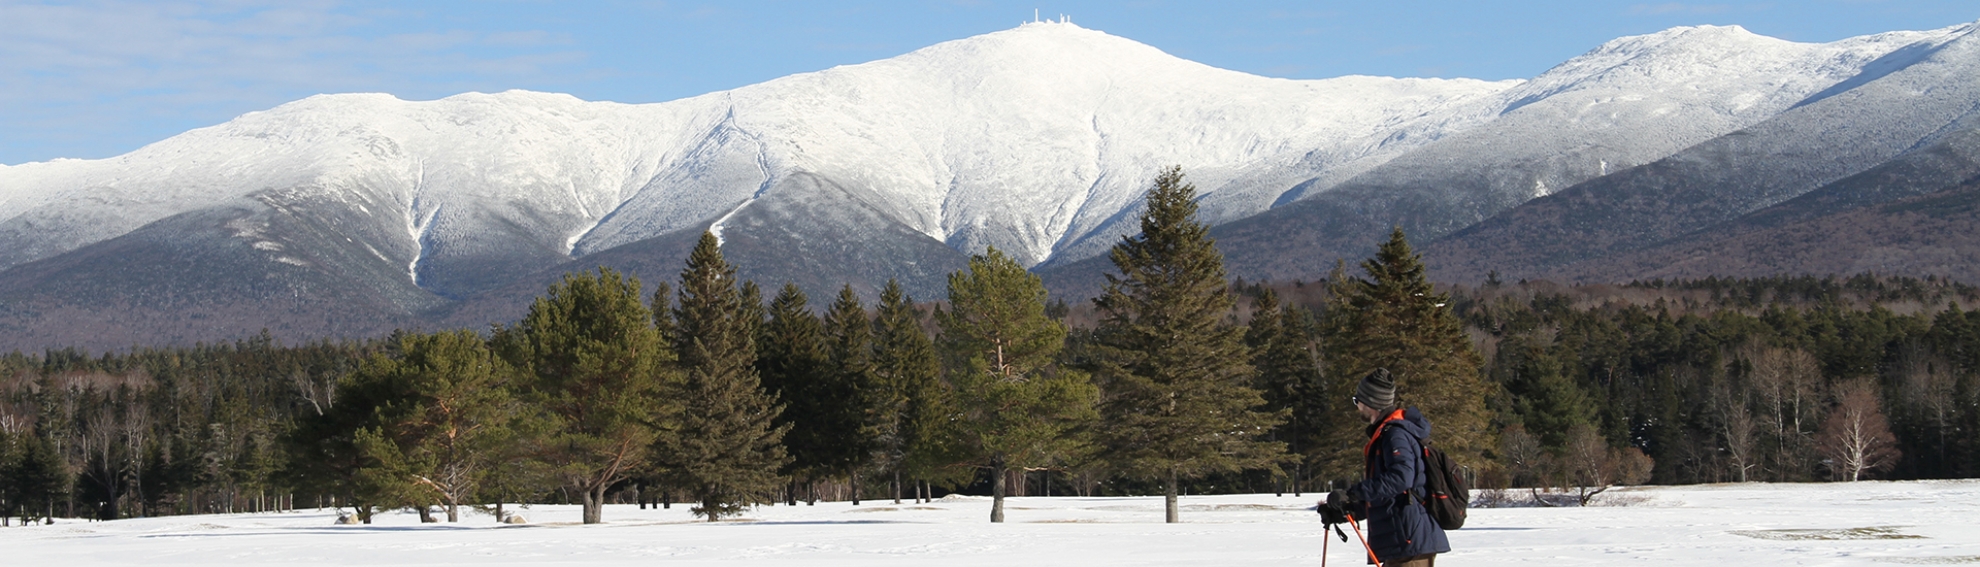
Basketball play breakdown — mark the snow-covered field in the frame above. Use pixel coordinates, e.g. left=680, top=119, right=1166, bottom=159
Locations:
left=5, top=480, right=1976, bottom=565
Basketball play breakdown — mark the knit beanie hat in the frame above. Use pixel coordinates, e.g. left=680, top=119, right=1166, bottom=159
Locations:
left=1354, top=368, right=1396, bottom=411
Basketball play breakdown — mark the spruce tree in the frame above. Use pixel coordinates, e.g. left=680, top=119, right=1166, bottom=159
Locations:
left=870, top=279, right=969, bottom=500
left=1246, top=288, right=1325, bottom=495
left=4, top=433, right=69, bottom=524
left=1320, top=228, right=1494, bottom=477
left=823, top=285, right=882, bottom=504
left=651, top=281, right=677, bottom=342
left=756, top=282, right=830, bottom=503
left=938, top=247, right=1098, bottom=523
left=0, top=428, right=21, bottom=523
left=492, top=267, right=671, bottom=524
left=659, top=232, right=792, bottom=521
left=1491, top=335, right=1595, bottom=448
left=739, top=281, right=766, bottom=339
left=1091, top=166, right=1286, bottom=523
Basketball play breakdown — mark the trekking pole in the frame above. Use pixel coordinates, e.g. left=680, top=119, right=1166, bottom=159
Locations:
left=1322, top=517, right=1351, bottom=567
left=1345, top=513, right=1383, bottom=567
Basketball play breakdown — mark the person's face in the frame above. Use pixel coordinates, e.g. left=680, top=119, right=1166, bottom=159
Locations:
left=1354, top=400, right=1382, bottom=424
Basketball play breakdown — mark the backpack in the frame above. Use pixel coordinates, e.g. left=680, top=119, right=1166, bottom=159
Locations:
left=1368, top=414, right=1470, bottom=530
left=1417, top=440, right=1469, bottom=530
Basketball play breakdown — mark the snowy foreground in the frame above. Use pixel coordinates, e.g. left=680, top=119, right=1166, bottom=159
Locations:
left=6, top=481, right=1977, bottom=566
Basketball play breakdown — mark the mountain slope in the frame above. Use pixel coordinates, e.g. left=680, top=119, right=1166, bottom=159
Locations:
left=1423, top=21, right=1980, bottom=284
left=1184, top=25, right=1963, bottom=286
left=0, top=21, right=1512, bottom=280
left=1544, top=122, right=1980, bottom=283
left=6, top=20, right=1980, bottom=348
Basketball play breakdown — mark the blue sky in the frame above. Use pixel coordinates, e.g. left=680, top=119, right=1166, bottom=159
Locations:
left=2, top=0, right=1975, bottom=165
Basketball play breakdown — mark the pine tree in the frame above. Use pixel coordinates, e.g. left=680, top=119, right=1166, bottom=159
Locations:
left=1091, top=166, right=1286, bottom=523
left=1320, top=228, right=1494, bottom=477
left=938, top=247, right=1098, bottom=523
left=756, top=282, right=830, bottom=503
left=870, top=279, right=969, bottom=500
left=823, top=285, right=883, bottom=504
left=347, top=330, right=521, bottom=522
left=492, top=266, right=672, bottom=525
left=659, top=232, right=792, bottom=521
left=1246, top=288, right=1325, bottom=495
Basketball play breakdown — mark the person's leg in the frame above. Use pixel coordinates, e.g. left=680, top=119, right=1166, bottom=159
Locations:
left=1385, top=554, right=1435, bottom=567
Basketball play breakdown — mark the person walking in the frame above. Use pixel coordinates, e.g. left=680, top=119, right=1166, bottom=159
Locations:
left=1319, top=368, right=1450, bottom=566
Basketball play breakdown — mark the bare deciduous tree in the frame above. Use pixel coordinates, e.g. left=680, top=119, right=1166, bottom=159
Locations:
left=1817, top=379, right=1900, bottom=481
left=1563, top=423, right=1613, bottom=506
left=1710, top=372, right=1759, bottom=482
left=1499, top=424, right=1545, bottom=488
left=1746, top=344, right=1822, bottom=480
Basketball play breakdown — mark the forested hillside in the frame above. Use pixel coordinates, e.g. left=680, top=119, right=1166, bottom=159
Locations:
left=4, top=219, right=1977, bottom=524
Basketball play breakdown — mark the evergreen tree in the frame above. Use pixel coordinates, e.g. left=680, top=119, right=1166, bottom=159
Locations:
left=1491, top=335, right=1596, bottom=448
left=659, top=232, right=792, bottom=521
left=348, top=330, right=522, bottom=522
left=870, top=279, right=970, bottom=500
left=1321, top=228, right=1494, bottom=477
left=938, top=247, right=1098, bottom=523
left=0, top=428, right=17, bottom=523
left=1246, top=288, right=1325, bottom=494
left=492, top=267, right=672, bottom=525
left=739, top=281, right=766, bottom=339
left=8, top=434, right=69, bottom=524
left=823, top=285, right=883, bottom=504
left=286, top=355, right=404, bottom=523
left=1091, top=166, right=1285, bottom=523
left=651, top=282, right=678, bottom=342
left=756, top=283, right=830, bottom=502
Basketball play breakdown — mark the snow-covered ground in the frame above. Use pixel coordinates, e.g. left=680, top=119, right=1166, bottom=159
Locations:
left=5, top=480, right=1976, bottom=565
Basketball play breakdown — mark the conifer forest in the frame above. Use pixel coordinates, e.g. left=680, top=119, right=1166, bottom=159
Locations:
left=3, top=168, right=1977, bottom=526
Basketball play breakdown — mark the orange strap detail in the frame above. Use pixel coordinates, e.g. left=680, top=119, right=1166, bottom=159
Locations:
left=1361, top=409, right=1408, bottom=456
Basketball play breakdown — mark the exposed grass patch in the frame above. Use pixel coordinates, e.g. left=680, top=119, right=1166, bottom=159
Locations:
left=1881, top=556, right=1980, bottom=564
left=1730, top=526, right=1925, bottom=541
left=1181, top=504, right=1283, bottom=512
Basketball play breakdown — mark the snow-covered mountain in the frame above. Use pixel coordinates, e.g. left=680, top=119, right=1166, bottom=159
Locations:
left=0, top=21, right=1510, bottom=291
left=2, top=19, right=1977, bottom=349
left=1425, top=19, right=1980, bottom=284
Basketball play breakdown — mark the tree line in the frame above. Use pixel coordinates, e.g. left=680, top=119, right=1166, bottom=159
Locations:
left=4, top=167, right=1975, bottom=526
left=1439, top=274, right=1979, bottom=491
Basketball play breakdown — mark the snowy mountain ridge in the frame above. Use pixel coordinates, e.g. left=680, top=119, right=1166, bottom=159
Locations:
left=0, top=21, right=1518, bottom=281
left=0, top=19, right=1976, bottom=327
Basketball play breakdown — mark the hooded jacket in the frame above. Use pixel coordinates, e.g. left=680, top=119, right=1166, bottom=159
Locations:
left=1348, top=407, right=1451, bottom=562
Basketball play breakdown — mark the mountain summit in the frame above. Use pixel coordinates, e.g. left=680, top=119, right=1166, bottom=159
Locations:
left=2, top=20, right=1977, bottom=350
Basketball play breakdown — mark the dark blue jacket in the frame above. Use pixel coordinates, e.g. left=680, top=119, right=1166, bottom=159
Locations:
left=1348, top=407, right=1451, bottom=562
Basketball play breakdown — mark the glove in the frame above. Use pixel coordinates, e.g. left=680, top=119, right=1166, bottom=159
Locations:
left=1327, top=489, right=1362, bottom=509
left=1318, top=490, right=1358, bottom=525
left=1317, top=500, right=1348, bottom=525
